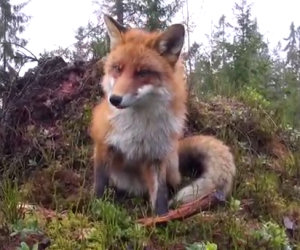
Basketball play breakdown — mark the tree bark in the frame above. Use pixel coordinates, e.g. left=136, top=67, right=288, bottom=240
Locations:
left=115, top=0, right=124, bottom=25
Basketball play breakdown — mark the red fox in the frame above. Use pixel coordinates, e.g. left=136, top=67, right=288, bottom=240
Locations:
left=90, top=15, right=236, bottom=215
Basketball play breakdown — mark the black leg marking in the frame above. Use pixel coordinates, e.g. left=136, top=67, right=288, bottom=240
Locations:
left=155, top=179, right=169, bottom=215
left=114, top=188, right=130, bottom=202
left=94, top=163, right=109, bottom=198
left=167, top=183, right=176, bottom=197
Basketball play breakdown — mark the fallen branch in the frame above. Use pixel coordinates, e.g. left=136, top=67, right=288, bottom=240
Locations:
left=136, top=190, right=220, bottom=226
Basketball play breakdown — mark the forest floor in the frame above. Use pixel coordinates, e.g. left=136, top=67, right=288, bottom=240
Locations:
left=0, top=57, right=299, bottom=250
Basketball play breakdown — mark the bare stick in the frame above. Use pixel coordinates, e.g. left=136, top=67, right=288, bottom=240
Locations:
left=137, top=190, right=219, bottom=226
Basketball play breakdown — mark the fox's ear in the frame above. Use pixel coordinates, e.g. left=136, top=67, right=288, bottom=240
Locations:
left=156, top=24, right=185, bottom=65
left=104, top=15, right=127, bottom=50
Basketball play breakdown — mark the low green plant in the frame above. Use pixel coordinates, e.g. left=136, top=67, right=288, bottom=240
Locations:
left=185, top=241, right=218, bottom=250
left=17, top=242, right=38, bottom=250
left=228, top=198, right=241, bottom=213
left=91, top=197, right=147, bottom=249
left=224, top=216, right=248, bottom=249
left=10, top=217, right=41, bottom=239
left=0, top=179, right=24, bottom=224
left=252, top=221, right=291, bottom=249
left=238, top=86, right=271, bottom=110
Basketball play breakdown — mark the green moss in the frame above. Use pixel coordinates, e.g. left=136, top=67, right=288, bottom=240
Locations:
left=251, top=221, right=291, bottom=249
left=46, top=212, right=106, bottom=250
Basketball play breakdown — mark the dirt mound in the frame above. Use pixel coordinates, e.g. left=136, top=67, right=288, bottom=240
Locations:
left=24, top=167, right=90, bottom=209
left=0, top=57, right=104, bottom=177
left=186, top=94, right=294, bottom=157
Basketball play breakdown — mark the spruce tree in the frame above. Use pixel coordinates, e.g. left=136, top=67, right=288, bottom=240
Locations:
left=231, top=0, right=270, bottom=90
left=0, top=0, right=30, bottom=72
left=284, top=22, right=300, bottom=77
left=74, top=0, right=183, bottom=60
left=103, top=0, right=183, bottom=30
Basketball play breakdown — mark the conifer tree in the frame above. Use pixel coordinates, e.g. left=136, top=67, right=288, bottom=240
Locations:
left=284, top=22, right=300, bottom=77
left=231, top=0, right=270, bottom=90
left=103, top=0, right=183, bottom=30
left=0, top=0, right=30, bottom=71
left=73, top=0, right=183, bottom=60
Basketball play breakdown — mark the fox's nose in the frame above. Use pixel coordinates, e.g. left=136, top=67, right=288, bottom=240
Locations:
left=109, top=95, right=123, bottom=107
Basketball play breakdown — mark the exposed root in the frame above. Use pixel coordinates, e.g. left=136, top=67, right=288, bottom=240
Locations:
left=137, top=190, right=220, bottom=226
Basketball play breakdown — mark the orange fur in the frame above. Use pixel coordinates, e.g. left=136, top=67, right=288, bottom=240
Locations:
left=103, top=28, right=187, bottom=117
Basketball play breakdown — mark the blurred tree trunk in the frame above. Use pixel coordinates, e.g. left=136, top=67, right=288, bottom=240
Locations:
left=115, top=0, right=124, bottom=25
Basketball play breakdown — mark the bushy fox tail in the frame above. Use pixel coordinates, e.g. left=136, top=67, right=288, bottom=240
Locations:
left=170, top=135, right=236, bottom=205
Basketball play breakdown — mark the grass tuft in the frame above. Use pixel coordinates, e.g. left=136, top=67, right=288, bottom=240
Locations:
left=0, top=179, right=24, bottom=225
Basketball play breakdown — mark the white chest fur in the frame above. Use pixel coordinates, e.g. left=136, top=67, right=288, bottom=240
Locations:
left=105, top=90, right=184, bottom=162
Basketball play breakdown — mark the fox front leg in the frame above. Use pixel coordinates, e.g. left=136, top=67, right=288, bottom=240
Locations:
left=143, top=160, right=169, bottom=216
left=93, top=144, right=110, bottom=198
left=94, top=161, right=109, bottom=198
left=155, top=174, right=169, bottom=215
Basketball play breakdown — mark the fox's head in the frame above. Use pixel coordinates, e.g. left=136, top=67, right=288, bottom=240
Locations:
left=102, top=15, right=185, bottom=109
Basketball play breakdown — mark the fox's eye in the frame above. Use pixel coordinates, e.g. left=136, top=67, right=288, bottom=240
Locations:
left=136, top=69, right=153, bottom=78
left=112, top=64, right=122, bottom=73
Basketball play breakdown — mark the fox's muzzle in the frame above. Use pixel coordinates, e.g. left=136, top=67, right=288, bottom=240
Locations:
left=109, top=94, right=136, bottom=109
left=108, top=84, right=168, bottom=109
